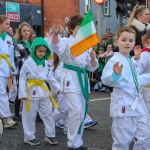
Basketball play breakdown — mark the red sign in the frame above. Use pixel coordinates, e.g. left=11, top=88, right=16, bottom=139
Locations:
left=7, top=12, right=20, bottom=22
left=94, top=0, right=105, bottom=5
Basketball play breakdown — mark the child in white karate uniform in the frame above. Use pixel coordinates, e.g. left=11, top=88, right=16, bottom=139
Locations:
left=0, top=15, right=17, bottom=128
left=52, top=52, right=69, bottom=134
left=51, top=15, right=99, bottom=150
left=101, top=27, right=150, bottom=150
left=134, top=30, right=150, bottom=115
left=19, top=37, right=60, bottom=146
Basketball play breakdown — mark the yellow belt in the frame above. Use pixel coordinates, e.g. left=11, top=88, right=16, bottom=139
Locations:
left=0, top=54, right=15, bottom=72
left=145, top=86, right=150, bottom=88
left=47, top=55, right=54, bottom=60
left=26, top=79, right=60, bottom=112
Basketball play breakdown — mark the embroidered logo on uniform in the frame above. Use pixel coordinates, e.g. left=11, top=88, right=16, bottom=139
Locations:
left=121, top=106, right=125, bottom=113
left=32, top=90, right=36, bottom=95
left=7, top=41, right=11, bottom=45
left=66, top=81, right=70, bottom=87
left=48, top=64, right=51, bottom=68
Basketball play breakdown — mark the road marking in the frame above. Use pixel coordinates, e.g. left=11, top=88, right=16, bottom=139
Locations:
left=90, top=97, right=110, bottom=102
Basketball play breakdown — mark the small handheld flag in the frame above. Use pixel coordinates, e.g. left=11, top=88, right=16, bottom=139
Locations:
left=70, top=10, right=100, bottom=57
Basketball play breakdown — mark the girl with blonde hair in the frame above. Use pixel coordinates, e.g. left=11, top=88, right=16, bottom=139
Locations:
left=13, top=22, right=34, bottom=120
left=127, top=5, right=150, bottom=56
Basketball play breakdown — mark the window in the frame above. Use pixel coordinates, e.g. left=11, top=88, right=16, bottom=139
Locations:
left=105, top=0, right=110, bottom=16
left=85, top=0, right=91, bottom=13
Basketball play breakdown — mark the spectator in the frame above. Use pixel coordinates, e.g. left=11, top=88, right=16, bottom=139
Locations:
left=104, top=32, right=114, bottom=51
left=13, top=22, right=34, bottom=121
left=127, top=5, right=150, bottom=56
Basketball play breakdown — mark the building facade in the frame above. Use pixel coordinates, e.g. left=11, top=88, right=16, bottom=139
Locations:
left=0, top=0, right=79, bottom=36
left=0, top=0, right=149, bottom=37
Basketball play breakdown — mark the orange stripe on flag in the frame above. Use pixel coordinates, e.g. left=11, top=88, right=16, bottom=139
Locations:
left=70, top=33, right=100, bottom=57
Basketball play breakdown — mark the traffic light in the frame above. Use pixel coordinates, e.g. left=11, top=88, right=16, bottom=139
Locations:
left=126, top=0, right=136, bottom=17
left=116, top=0, right=127, bottom=16
left=136, top=0, right=146, bottom=6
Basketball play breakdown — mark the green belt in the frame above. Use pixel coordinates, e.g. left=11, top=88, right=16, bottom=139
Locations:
left=63, top=63, right=89, bottom=134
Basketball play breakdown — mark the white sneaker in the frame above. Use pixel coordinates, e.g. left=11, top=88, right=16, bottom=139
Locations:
left=56, top=122, right=64, bottom=129
left=24, top=139, right=40, bottom=145
left=3, top=117, right=17, bottom=128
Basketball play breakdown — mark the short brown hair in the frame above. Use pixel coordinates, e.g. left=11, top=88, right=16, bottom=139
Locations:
left=142, top=30, right=150, bottom=46
left=117, top=26, right=136, bottom=39
left=67, top=15, right=83, bottom=35
left=0, top=15, right=9, bottom=24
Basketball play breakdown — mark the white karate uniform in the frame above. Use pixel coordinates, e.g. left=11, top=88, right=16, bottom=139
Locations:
left=19, top=57, right=60, bottom=141
left=135, top=51, right=150, bottom=115
left=0, top=35, right=16, bottom=118
left=51, top=35, right=99, bottom=148
left=52, top=61, right=69, bottom=131
left=101, top=52, right=150, bottom=150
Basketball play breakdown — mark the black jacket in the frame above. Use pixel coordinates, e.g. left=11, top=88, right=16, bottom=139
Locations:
left=130, top=19, right=150, bottom=56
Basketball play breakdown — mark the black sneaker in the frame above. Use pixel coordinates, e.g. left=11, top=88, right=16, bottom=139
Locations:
left=9, top=100, right=14, bottom=105
left=69, top=145, right=89, bottom=150
left=45, top=136, right=58, bottom=145
left=13, top=115, right=22, bottom=121
left=24, top=139, right=40, bottom=145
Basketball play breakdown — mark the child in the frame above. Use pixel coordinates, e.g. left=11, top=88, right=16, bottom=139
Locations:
left=19, top=37, right=60, bottom=145
left=0, top=15, right=17, bottom=128
left=52, top=52, right=69, bottom=135
left=51, top=15, right=99, bottom=149
left=101, top=27, right=150, bottom=149
left=97, top=43, right=113, bottom=63
left=134, top=30, right=150, bottom=116
left=13, top=22, right=34, bottom=120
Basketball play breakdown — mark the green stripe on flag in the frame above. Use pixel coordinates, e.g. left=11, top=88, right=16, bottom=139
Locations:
left=80, top=10, right=93, bottom=27
left=74, top=22, right=96, bottom=45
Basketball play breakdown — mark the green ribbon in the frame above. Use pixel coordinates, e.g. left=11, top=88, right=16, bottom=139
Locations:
left=127, top=56, right=139, bottom=95
left=63, top=63, right=89, bottom=134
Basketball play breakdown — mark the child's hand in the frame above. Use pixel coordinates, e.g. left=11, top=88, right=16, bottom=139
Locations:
left=21, top=97, right=27, bottom=100
left=51, top=19, right=61, bottom=35
left=134, top=45, right=141, bottom=60
left=90, top=50, right=96, bottom=60
left=9, top=74, right=13, bottom=79
left=113, top=62, right=123, bottom=75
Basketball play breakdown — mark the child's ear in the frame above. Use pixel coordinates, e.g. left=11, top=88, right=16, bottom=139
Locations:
left=147, top=39, right=150, bottom=45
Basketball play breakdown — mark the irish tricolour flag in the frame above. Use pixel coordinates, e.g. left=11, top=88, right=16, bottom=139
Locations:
left=70, top=10, right=100, bottom=57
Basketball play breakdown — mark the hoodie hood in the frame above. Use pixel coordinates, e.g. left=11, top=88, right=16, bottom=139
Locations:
left=31, top=37, right=50, bottom=66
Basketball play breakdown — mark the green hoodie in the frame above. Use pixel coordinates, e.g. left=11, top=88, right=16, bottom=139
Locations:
left=31, top=37, right=50, bottom=67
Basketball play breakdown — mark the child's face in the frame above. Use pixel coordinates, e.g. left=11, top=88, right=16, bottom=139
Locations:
left=35, top=46, right=47, bottom=59
left=107, top=45, right=113, bottom=51
left=0, top=19, right=10, bottom=32
left=101, top=39, right=106, bottom=45
left=71, top=25, right=80, bottom=37
left=21, top=25, right=31, bottom=40
left=118, top=31, right=135, bottom=56
left=98, top=49, right=104, bottom=54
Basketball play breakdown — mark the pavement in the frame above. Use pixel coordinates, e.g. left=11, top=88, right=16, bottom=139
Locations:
left=0, top=92, right=133, bottom=150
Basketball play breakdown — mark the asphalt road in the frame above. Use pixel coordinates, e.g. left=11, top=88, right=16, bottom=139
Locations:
left=0, top=91, right=133, bottom=150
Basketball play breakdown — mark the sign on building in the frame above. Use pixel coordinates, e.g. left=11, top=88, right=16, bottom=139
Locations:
left=6, top=2, right=20, bottom=22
